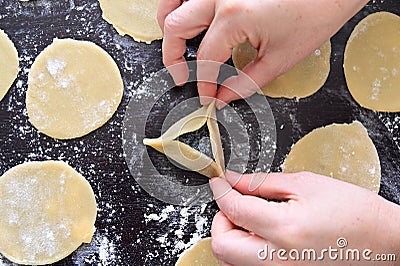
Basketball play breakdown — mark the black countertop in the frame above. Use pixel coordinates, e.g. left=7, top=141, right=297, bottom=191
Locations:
left=0, top=0, right=399, bottom=265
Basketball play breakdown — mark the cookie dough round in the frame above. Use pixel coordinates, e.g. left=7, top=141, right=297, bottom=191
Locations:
left=283, top=121, right=381, bottom=193
left=344, top=12, right=400, bottom=112
left=98, top=0, right=162, bottom=43
left=232, top=41, right=331, bottom=99
left=0, top=29, right=19, bottom=101
left=176, top=237, right=221, bottom=266
left=26, top=38, right=123, bottom=139
left=0, top=161, right=97, bottom=265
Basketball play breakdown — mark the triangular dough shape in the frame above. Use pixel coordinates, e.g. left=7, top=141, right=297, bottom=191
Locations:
left=143, top=101, right=225, bottom=178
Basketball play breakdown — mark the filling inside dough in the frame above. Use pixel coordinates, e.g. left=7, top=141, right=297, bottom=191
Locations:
left=344, top=12, right=400, bottom=112
left=0, top=161, right=97, bottom=265
left=26, top=38, right=123, bottom=140
left=175, top=237, right=221, bottom=266
left=98, top=0, right=162, bottom=44
left=283, top=121, right=381, bottom=193
left=0, top=29, right=19, bottom=101
left=232, top=41, right=331, bottom=99
left=144, top=101, right=225, bottom=178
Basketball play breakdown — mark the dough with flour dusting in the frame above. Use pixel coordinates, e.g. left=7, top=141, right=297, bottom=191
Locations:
left=176, top=237, right=221, bottom=266
left=26, top=38, right=123, bottom=139
left=283, top=121, right=381, bottom=193
left=0, top=29, right=19, bottom=101
left=98, top=0, right=162, bottom=43
left=232, top=41, right=331, bottom=99
left=0, top=161, right=97, bottom=265
left=344, top=12, right=400, bottom=112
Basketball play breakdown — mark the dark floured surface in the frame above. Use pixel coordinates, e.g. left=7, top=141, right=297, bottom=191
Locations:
left=0, top=0, right=399, bottom=265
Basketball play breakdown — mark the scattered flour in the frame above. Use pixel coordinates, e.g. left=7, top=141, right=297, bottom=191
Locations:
left=314, top=49, right=321, bottom=56
left=10, top=1, right=400, bottom=266
left=371, top=78, right=381, bottom=101
left=0, top=1, right=130, bottom=264
left=0, top=257, right=8, bottom=266
left=379, top=113, right=400, bottom=149
left=72, top=233, right=120, bottom=266
left=142, top=203, right=212, bottom=263
left=46, top=58, right=66, bottom=78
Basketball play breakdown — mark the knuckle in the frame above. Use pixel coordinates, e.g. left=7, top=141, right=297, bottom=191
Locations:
left=164, top=11, right=184, bottom=33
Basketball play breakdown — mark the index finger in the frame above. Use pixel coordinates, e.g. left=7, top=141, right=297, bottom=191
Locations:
left=157, top=0, right=184, bottom=32
left=161, top=0, right=215, bottom=85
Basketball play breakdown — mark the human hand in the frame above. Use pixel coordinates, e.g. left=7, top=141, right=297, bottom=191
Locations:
left=209, top=171, right=400, bottom=265
left=158, top=0, right=368, bottom=108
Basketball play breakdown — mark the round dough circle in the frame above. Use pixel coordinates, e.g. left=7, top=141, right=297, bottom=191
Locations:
left=283, top=121, right=381, bottom=193
left=0, top=161, right=97, bottom=265
left=98, top=0, right=162, bottom=43
left=26, top=38, right=123, bottom=139
left=0, top=29, right=19, bottom=101
left=344, top=12, right=400, bottom=112
left=176, top=237, right=221, bottom=266
left=232, top=41, right=331, bottom=99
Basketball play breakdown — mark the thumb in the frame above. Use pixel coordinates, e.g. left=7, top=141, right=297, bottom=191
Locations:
left=217, top=53, right=286, bottom=109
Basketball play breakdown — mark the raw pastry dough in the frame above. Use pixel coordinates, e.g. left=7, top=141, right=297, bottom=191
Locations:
left=26, top=38, right=123, bottom=139
left=283, top=121, right=381, bottom=193
left=0, top=29, right=19, bottom=101
left=98, top=0, right=162, bottom=44
left=232, top=41, right=331, bottom=99
left=176, top=237, right=221, bottom=266
left=207, top=104, right=225, bottom=173
left=344, top=12, right=400, bottom=112
left=144, top=101, right=225, bottom=178
left=0, top=161, right=97, bottom=265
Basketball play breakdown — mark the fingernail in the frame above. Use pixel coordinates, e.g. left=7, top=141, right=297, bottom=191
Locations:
left=225, top=170, right=242, bottom=187
left=209, top=177, right=232, bottom=200
left=248, top=173, right=267, bottom=192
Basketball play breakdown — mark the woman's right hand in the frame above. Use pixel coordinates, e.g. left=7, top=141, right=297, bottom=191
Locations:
left=158, top=0, right=369, bottom=108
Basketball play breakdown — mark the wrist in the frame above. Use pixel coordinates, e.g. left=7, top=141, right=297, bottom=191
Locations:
left=302, top=0, right=369, bottom=37
left=318, top=0, right=369, bottom=21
